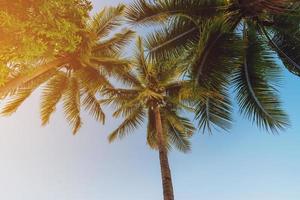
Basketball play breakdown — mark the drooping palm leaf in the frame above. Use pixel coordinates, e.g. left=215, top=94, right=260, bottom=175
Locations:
left=1, top=88, right=33, bottom=116
left=262, top=4, right=300, bottom=76
left=0, top=68, right=58, bottom=115
left=164, top=109, right=194, bottom=152
left=144, top=17, right=199, bottom=60
left=195, top=88, right=232, bottom=133
left=82, top=91, right=105, bottom=125
left=40, top=72, right=68, bottom=125
left=191, top=18, right=243, bottom=88
left=108, top=106, right=145, bottom=142
left=63, top=77, right=82, bottom=134
left=233, top=22, right=289, bottom=132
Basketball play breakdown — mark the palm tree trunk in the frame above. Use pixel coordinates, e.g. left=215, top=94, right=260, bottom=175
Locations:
left=154, top=105, right=175, bottom=200
left=0, top=57, right=68, bottom=97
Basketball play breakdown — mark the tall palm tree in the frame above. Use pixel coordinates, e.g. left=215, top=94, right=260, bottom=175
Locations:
left=1, top=4, right=135, bottom=134
left=102, top=38, right=213, bottom=200
left=125, top=0, right=294, bottom=133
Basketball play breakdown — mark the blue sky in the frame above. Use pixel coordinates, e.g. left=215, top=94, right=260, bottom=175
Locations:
left=0, top=0, right=300, bottom=200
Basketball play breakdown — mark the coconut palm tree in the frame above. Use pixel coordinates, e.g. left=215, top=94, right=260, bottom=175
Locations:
left=0, top=4, right=135, bottom=134
left=125, top=0, right=295, bottom=133
left=101, top=37, right=218, bottom=200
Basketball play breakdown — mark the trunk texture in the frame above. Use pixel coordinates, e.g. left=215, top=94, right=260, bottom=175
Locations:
left=0, top=57, right=67, bottom=97
left=154, top=106, right=175, bottom=200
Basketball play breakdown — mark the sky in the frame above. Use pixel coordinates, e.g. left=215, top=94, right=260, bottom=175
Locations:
left=0, top=1, right=300, bottom=200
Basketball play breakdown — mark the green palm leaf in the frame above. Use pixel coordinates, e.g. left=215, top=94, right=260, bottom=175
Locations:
left=164, top=109, right=194, bottom=152
left=262, top=5, right=300, bottom=76
left=195, top=89, right=232, bottom=133
left=108, top=106, right=145, bottom=143
left=190, top=18, right=243, bottom=88
left=233, top=22, right=289, bottom=132
left=145, top=17, right=199, bottom=60
left=126, top=0, right=224, bottom=25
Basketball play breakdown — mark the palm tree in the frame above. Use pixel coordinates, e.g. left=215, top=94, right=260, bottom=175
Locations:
left=125, top=0, right=294, bottom=133
left=101, top=38, right=212, bottom=200
left=1, top=4, right=135, bottom=134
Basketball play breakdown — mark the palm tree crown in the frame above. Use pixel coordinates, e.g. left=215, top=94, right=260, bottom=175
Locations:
left=104, top=37, right=197, bottom=152
left=1, top=4, right=134, bottom=134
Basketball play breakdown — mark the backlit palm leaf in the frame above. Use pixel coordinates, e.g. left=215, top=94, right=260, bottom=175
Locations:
left=1, top=88, right=33, bottom=116
left=1, top=68, right=57, bottom=115
left=90, top=4, right=126, bottom=38
left=41, top=72, right=68, bottom=125
left=82, top=91, right=105, bottom=124
left=93, top=29, right=135, bottom=56
left=63, top=77, right=82, bottom=134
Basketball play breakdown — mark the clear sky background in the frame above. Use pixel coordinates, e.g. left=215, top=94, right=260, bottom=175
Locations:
left=0, top=1, right=300, bottom=200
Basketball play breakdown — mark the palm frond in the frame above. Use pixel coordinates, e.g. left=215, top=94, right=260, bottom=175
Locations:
left=233, top=22, right=289, bottom=132
left=1, top=88, right=33, bottom=116
left=103, top=88, right=140, bottom=106
left=75, top=66, right=112, bottom=94
left=82, top=91, right=105, bottom=124
left=110, top=90, right=141, bottom=118
left=154, top=57, right=186, bottom=86
left=90, top=57, right=130, bottom=67
left=126, top=0, right=225, bottom=25
left=164, top=109, right=194, bottom=152
left=191, top=17, right=243, bottom=89
left=90, top=4, right=125, bottom=38
left=1, top=68, right=57, bottom=115
left=63, top=77, right=82, bottom=134
left=134, top=37, right=150, bottom=82
left=145, top=17, right=199, bottom=60
left=166, top=123, right=191, bottom=153
left=93, top=29, right=135, bottom=56
left=195, top=88, right=232, bottom=133
left=109, top=67, right=143, bottom=88
left=40, top=72, right=68, bottom=125
left=261, top=8, right=300, bottom=76
left=108, top=106, right=145, bottom=142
